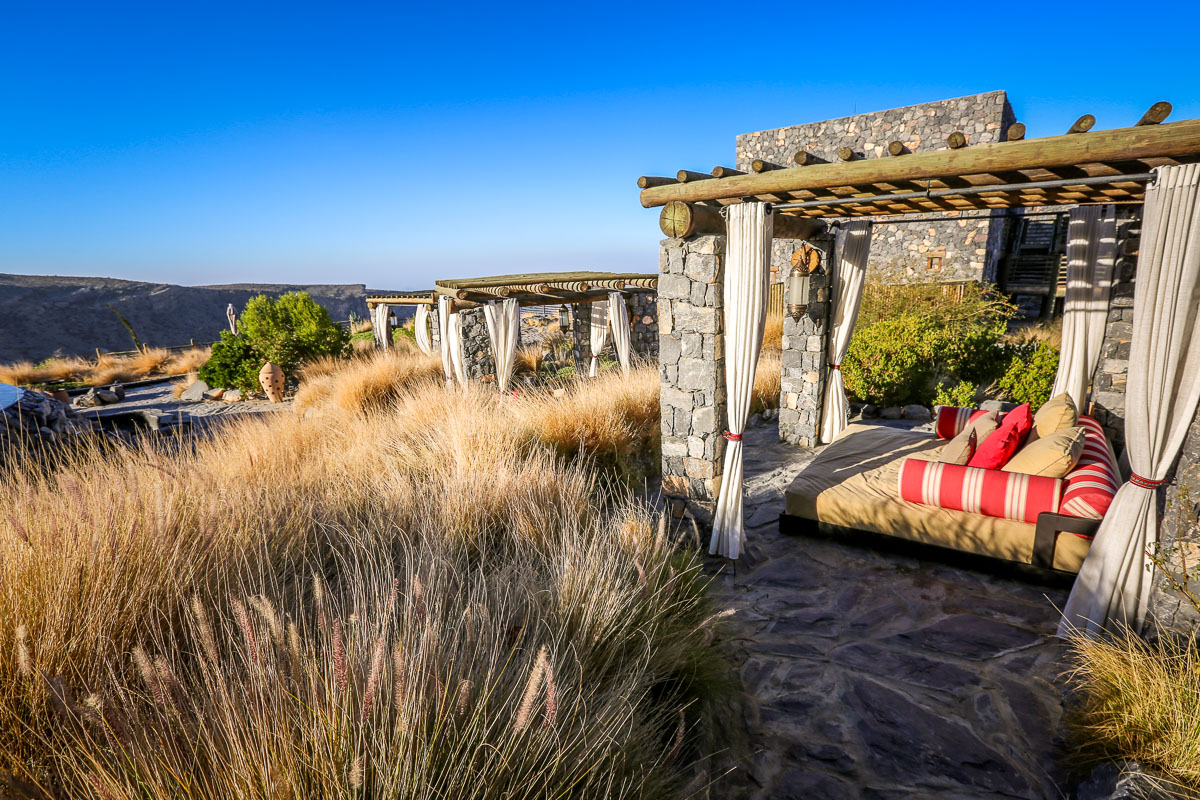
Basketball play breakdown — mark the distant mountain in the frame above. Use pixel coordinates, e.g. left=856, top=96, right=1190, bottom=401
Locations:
left=0, top=274, right=384, bottom=363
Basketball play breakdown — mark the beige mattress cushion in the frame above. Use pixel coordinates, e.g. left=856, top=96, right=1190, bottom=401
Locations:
left=784, top=423, right=1090, bottom=573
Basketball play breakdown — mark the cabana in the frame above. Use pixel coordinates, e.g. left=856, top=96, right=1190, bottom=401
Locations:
left=365, top=290, right=437, bottom=354
left=640, top=105, right=1200, bottom=635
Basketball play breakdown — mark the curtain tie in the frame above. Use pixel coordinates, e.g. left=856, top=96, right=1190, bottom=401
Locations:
left=1130, top=473, right=1166, bottom=489
left=723, top=431, right=743, bottom=442
left=830, top=364, right=841, bottom=370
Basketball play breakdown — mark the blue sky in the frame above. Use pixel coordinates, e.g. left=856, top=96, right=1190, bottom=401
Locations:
left=2, top=1, right=1197, bottom=289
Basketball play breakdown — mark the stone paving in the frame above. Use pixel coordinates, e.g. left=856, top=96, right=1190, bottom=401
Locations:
left=713, top=421, right=1074, bottom=799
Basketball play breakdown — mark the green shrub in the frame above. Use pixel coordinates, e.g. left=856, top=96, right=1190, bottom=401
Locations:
left=199, top=293, right=350, bottom=392
left=934, top=379, right=977, bottom=408
left=997, top=342, right=1060, bottom=410
left=198, top=330, right=262, bottom=392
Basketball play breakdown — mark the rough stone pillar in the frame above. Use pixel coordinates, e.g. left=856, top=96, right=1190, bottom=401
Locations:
left=1090, top=207, right=1142, bottom=453
left=1149, top=406, right=1200, bottom=635
left=456, top=306, right=500, bottom=382
left=658, top=235, right=726, bottom=519
left=628, top=291, right=659, bottom=361
left=777, top=234, right=834, bottom=447
left=572, top=302, right=607, bottom=374
left=429, top=305, right=442, bottom=354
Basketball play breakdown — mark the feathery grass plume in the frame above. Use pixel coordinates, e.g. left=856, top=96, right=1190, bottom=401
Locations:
left=15, top=624, right=32, bottom=677
left=391, top=640, right=406, bottom=715
left=456, top=679, right=473, bottom=716
left=633, top=558, right=649, bottom=598
left=333, top=618, right=347, bottom=691
left=312, top=571, right=327, bottom=633
left=667, top=709, right=687, bottom=764
left=132, top=646, right=166, bottom=705
left=349, top=754, right=363, bottom=790
left=231, top=599, right=259, bottom=664
left=542, top=655, right=557, bottom=729
left=514, top=645, right=549, bottom=733
left=189, top=595, right=220, bottom=668
left=361, top=636, right=386, bottom=718
left=250, top=595, right=284, bottom=650
left=411, top=574, right=427, bottom=623
left=153, top=655, right=180, bottom=706
left=7, top=514, right=31, bottom=547
left=387, top=578, right=399, bottom=616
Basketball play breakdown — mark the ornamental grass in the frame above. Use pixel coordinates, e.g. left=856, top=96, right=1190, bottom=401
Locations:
left=0, top=349, right=737, bottom=799
left=0, top=346, right=211, bottom=389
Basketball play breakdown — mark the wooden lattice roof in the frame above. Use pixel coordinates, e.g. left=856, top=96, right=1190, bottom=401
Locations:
left=434, top=271, right=656, bottom=307
left=365, top=290, right=435, bottom=306
left=638, top=112, right=1200, bottom=220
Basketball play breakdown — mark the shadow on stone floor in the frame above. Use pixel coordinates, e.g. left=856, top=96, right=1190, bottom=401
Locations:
left=708, top=422, right=1075, bottom=800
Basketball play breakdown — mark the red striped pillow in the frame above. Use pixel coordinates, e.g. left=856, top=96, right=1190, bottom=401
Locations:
left=898, top=458, right=1063, bottom=525
left=1058, top=415, right=1120, bottom=523
left=935, top=406, right=991, bottom=439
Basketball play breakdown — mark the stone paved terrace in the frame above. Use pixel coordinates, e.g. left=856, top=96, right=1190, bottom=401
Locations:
left=712, top=420, right=1073, bottom=799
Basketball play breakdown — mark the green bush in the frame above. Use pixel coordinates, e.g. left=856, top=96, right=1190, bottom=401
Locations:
left=199, top=293, right=350, bottom=392
left=841, top=282, right=1016, bottom=407
left=934, top=379, right=978, bottom=408
left=198, top=330, right=262, bottom=393
left=997, top=342, right=1060, bottom=410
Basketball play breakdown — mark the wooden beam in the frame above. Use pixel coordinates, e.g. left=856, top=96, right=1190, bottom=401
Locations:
left=751, top=159, right=785, bottom=173
left=436, top=272, right=653, bottom=290
left=1137, top=101, right=1172, bottom=126
left=1067, top=114, right=1096, bottom=134
left=794, top=150, right=817, bottom=165
left=637, top=176, right=677, bottom=189
left=676, top=170, right=712, bottom=183
left=711, top=166, right=745, bottom=178
left=946, top=131, right=967, bottom=149
left=1006, top=122, right=1026, bottom=141
left=887, top=141, right=907, bottom=156
left=658, top=200, right=823, bottom=240
left=638, top=117, right=1200, bottom=207
left=837, top=147, right=855, bottom=161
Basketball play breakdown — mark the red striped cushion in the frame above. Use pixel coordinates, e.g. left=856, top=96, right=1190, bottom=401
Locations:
left=1058, top=415, right=1120, bottom=523
left=935, top=406, right=991, bottom=439
left=898, top=458, right=1063, bottom=525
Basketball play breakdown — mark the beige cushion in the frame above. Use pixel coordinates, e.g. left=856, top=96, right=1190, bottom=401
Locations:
left=1003, top=426, right=1086, bottom=477
left=1029, top=392, right=1077, bottom=443
left=939, top=411, right=999, bottom=464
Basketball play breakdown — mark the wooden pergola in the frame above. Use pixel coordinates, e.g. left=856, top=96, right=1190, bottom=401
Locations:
left=365, top=290, right=436, bottom=310
left=639, top=105, right=1200, bottom=223
left=433, top=271, right=657, bottom=309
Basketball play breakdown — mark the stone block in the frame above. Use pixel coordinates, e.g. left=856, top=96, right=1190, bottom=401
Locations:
left=684, top=458, right=715, bottom=479
left=679, top=358, right=717, bottom=390
left=662, top=438, right=688, bottom=458
left=681, top=332, right=702, bottom=358
left=684, top=252, right=719, bottom=283
left=662, top=476, right=689, bottom=496
left=657, top=273, right=691, bottom=300
left=672, top=304, right=719, bottom=335
left=672, top=407, right=692, bottom=435
left=693, top=405, right=716, bottom=433
left=658, top=299, right=673, bottom=334
left=659, top=335, right=681, bottom=366
left=661, top=385, right=691, bottom=411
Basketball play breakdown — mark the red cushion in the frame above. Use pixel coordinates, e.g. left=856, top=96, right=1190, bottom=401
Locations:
left=898, top=458, right=1063, bottom=525
left=935, top=406, right=991, bottom=439
left=1058, top=415, right=1120, bottom=526
left=967, top=404, right=1032, bottom=470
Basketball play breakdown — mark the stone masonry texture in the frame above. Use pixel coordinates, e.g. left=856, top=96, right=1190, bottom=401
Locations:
left=1089, top=206, right=1142, bottom=452
left=736, top=91, right=1015, bottom=285
left=659, top=234, right=727, bottom=514
left=777, top=231, right=834, bottom=446
left=573, top=292, right=659, bottom=371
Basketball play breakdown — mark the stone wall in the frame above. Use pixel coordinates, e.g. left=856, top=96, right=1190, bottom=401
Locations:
left=736, top=91, right=1014, bottom=285
left=658, top=235, right=726, bottom=517
left=457, top=307, right=497, bottom=382
left=628, top=290, right=659, bottom=361
left=777, top=231, right=835, bottom=446
left=1089, top=207, right=1143, bottom=452
left=1150, top=406, right=1200, bottom=634
left=429, top=305, right=442, bottom=355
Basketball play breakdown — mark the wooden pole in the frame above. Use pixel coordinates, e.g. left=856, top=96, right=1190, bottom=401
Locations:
left=793, top=150, right=816, bottom=165
left=676, top=170, right=712, bottom=183
left=638, top=176, right=678, bottom=188
left=637, top=117, right=1200, bottom=208
left=887, top=141, right=907, bottom=156
left=1136, top=102, right=1172, bottom=126
left=946, top=131, right=967, bottom=149
left=1067, top=114, right=1095, bottom=134
left=658, top=201, right=823, bottom=240
left=1006, top=122, right=1026, bottom=141
left=751, top=159, right=784, bottom=173
left=711, top=166, right=745, bottom=178
left=837, top=146, right=855, bottom=161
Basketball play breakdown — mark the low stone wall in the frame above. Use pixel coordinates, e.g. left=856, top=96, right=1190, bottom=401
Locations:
left=659, top=235, right=726, bottom=517
left=628, top=290, right=659, bottom=360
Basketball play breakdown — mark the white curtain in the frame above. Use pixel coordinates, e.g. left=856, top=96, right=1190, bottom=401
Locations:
left=820, top=220, right=873, bottom=443
left=447, top=310, right=467, bottom=386
left=414, top=304, right=433, bottom=356
left=1060, top=164, right=1200, bottom=636
left=608, top=292, right=632, bottom=373
left=1051, top=204, right=1118, bottom=410
left=437, top=295, right=455, bottom=385
left=588, top=301, right=610, bottom=377
left=711, top=202, right=773, bottom=559
left=484, top=298, right=520, bottom=393
left=226, top=303, right=238, bottom=335
left=373, top=303, right=392, bottom=350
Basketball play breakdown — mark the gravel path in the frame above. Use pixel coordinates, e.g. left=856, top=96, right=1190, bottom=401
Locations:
left=714, top=421, right=1073, bottom=799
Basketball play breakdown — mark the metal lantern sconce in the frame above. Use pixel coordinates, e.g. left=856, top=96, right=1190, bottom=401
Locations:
left=787, top=245, right=823, bottom=321
left=559, top=304, right=571, bottom=330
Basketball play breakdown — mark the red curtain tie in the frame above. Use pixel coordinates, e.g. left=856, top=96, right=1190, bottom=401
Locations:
left=830, top=364, right=841, bottom=370
left=723, top=431, right=743, bottom=442
left=1130, top=473, right=1166, bottom=489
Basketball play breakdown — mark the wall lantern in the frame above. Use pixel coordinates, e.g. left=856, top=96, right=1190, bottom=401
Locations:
left=787, top=245, right=823, bottom=321
left=559, top=304, right=571, bottom=330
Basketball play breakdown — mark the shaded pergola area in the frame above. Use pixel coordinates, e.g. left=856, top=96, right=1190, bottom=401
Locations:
left=639, top=105, right=1195, bottom=219
left=433, top=271, right=657, bottom=307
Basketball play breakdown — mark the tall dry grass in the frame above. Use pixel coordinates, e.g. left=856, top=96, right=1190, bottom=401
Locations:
left=0, top=347, right=211, bottom=388
left=0, top=350, right=732, bottom=798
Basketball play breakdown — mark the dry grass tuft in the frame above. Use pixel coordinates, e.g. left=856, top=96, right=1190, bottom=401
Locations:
left=752, top=351, right=782, bottom=413
left=762, top=315, right=783, bottom=354
left=0, top=348, right=735, bottom=797
left=0, top=346, right=212, bottom=388
left=294, top=348, right=444, bottom=416
left=1064, top=626, right=1200, bottom=792
left=515, top=344, right=545, bottom=374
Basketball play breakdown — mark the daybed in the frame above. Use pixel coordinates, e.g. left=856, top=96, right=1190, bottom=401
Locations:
left=781, top=401, right=1122, bottom=574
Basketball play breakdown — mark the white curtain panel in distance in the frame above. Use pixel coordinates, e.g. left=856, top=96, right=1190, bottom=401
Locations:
left=608, top=291, right=632, bottom=373
left=447, top=309, right=468, bottom=386
left=414, top=304, right=433, bottom=356
left=588, top=301, right=610, bottom=377
left=437, top=295, right=454, bottom=385
left=710, top=202, right=773, bottom=559
left=373, top=303, right=392, bottom=350
left=820, top=220, right=873, bottom=444
left=1060, top=164, right=1200, bottom=636
left=484, top=298, right=520, bottom=393
left=1052, top=204, right=1118, bottom=410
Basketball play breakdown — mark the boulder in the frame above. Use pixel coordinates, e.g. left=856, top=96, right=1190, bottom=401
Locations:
left=94, top=389, right=120, bottom=405
left=180, top=380, right=210, bottom=402
left=2, top=387, right=91, bottom=445
left=202, top=388, right=226, bottom=401
left=109, top=383, right=127, bottom=402
left=902, top=404, right=933, bottom=422
left=223, top=389, right=243, bottom=403
left=861, top=404, right=879, bottom=419
left=981, top=399, right=1017, bottom=413
left=880, top=406, right=903, bottom=420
